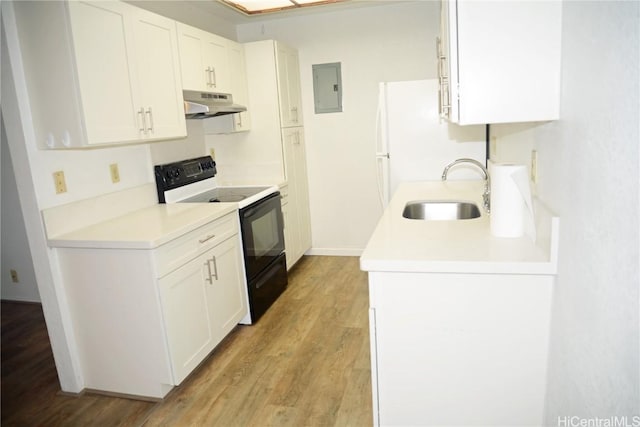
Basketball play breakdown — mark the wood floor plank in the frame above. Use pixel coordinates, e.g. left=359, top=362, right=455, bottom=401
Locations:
left=2, top=256, right=372, bottom=426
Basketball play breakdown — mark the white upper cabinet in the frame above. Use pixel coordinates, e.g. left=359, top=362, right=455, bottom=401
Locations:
left=226, top=41, right=251, bottom=132
left=276, top=42, right=304, bottom=127
left=176, top=23, right=231, bottom=94
left=129, top=8, right=187, bottom=140
left=438, top=0, right=562, bottom=125
left=17, top=1, right=186, bottom=148
left=67, top=1, right=140, bottom=144
left=203, top=41, right=252, bottom=134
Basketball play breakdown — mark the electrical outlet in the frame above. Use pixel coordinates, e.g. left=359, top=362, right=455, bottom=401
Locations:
left=110, top=163, right=120, bottom=183
left=209, top=148, right=216, bottom=160
left=53, top=171, right=67, bottom=194
left=531, top=150, right=538, bottom=184
left=10, top=269, right=19, bottom=283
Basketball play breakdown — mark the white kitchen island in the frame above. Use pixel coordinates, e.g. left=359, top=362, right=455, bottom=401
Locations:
left=360, top=181, right=559, bottom=427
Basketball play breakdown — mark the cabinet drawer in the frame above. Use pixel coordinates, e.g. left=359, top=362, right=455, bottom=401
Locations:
left=153, top=211, right=239, bottom=278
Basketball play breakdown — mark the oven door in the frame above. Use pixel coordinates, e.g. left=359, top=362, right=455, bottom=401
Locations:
left=240, top=192, right=285, bottom=280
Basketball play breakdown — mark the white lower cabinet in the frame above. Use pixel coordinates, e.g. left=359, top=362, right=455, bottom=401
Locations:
left=368, top=272, right=553, bottom=426
left=158, top=236, right=245, bottom=384
left=57, top=212, right=246, bottom=398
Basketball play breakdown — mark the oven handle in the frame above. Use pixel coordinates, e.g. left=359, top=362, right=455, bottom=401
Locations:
left=255, top=259, right=283, bottom=289
left=241, top=192, right=280, bottom=219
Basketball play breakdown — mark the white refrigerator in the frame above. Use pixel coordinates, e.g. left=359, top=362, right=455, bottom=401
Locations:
left=376, top=79, right=486, bottom=206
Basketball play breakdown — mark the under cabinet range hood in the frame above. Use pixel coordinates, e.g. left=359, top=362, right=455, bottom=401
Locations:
left=183, top=90, right=247, bottom=119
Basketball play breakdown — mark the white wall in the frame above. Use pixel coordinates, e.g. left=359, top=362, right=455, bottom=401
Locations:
left=1, top=117, right=40, bottom=302
left=236, top=2, right=438, bottom=254
left=491, top=1, right=639, bottom=420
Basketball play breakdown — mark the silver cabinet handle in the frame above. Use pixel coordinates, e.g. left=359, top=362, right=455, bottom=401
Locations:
left=138, top=108, right=146, bottom=133
left=442, top=78, right=450, bottom=111
left=436, top=38, right=443, bottom=117
left=211, top=67, right=217, bottom=88
left=211, top=256, right=218, bottom=281
left=436, top=37, right=450, bottom=118
left=145, top=107, right=154, bottom=133
left=204, top=258, right=213, bottom=284
left=198, top=234, right=216, bottom=244
left=205, top=67, right=212, bottom=87
left=291, top=106, right=298, bottom=123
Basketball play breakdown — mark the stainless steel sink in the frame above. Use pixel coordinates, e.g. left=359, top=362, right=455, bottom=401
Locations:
left=402, top=200, right=481, bottom=220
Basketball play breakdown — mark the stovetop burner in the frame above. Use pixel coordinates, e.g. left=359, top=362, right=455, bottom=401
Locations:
left=182, top=186, right=272, bottom=203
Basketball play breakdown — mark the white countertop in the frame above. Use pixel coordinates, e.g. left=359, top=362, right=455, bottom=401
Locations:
left=360, top=181, right=558, bottom=275
left=47, top=203, right=237, bottom=250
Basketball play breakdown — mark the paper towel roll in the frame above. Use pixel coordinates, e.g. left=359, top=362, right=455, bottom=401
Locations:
left=490, top=163, right=535, bottom=238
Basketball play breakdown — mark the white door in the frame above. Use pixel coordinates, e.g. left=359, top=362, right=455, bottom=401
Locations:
left=203, top=34, right=231, bottom=93
left=67, top=1, right=141, bottom=144
left=227, top=42, right=251, bottom=131
left=206, top=236, right=247, bottom=345
left=158, top=250, right=215, bottom=385
left=176, top=24, right=208, bottom=92
left=132, top=9, right=186, bottom=140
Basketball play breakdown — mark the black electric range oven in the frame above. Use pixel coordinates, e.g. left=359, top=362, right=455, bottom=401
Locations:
left=154, top=156, right=287, bottom=324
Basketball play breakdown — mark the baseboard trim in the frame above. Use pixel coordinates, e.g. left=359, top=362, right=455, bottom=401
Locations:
left=306, top=248, right=363, bottom=257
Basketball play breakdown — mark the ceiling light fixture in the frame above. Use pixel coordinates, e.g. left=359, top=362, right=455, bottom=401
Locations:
left=220, top=0, right=346, bottom=15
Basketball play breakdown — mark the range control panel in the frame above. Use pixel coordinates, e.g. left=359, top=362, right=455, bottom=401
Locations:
left=154, top=156, right=217, bottom=201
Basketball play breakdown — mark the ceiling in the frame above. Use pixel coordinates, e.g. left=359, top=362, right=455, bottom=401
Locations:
left=186, top=0, right=407, bottom=25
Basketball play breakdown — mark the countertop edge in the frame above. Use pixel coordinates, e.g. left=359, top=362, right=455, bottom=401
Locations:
left=359, top=258, right=558, bottom=276
left=46, top=204, right=238, bottom=250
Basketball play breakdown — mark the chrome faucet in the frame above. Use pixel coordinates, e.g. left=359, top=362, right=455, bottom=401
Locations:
left=441, top=158, right=491, bottom=213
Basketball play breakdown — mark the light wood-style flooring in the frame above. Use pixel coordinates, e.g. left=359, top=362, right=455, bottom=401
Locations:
left=1, top=256, right=372, bottom=426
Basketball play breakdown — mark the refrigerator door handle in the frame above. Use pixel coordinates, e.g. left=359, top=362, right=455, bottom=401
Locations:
left=375, top=83, right=391, bottom=208
left=376, top=154, right=390, bottom=208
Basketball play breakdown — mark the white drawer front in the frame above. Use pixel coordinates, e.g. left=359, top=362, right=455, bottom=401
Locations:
left=153, top=211, right=239, bottom=278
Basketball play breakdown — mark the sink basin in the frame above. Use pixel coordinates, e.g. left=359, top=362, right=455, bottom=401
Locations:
left=402, top=200, right=481, bottom=220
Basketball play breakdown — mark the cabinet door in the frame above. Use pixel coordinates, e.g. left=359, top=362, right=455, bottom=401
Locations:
left=282, top=128, right=312, bottom=266
left=280, top=192, right=295, bottom=270
left=176, top=24, right=231, bottom=93
left=285, top=49, right=303, bottom=126
left=158, top=250, right=214, bottom=385
left=176, top=23, right=208, bottom=92
left=438, top=0, right=457, bottom=121
left=291, top=130, right=312, bottom=255
left=276, top=43, right=303, bottom=127
left=203, top=34, right=231, bottom=93
left=443, top=0, right=561, bottom=125
left=67, top=1, right=141, bottom=145
left=205, top=236, right=247, bottom=345
left=227, top=42, right=251, bottom=131
left=132, top=9, right=186, bottom=140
